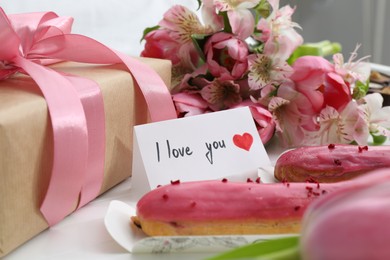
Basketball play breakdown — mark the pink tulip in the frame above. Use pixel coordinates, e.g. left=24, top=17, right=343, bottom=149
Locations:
left=172, top=92, right=210, bottom=117
left=141, top=29, right=182, bottom=66
left=300, top=168, right=390, bottom=260
left=204, top=32, right=249, bottom=81
left=267, top=55, right=359, bottom=147
left=291, top=56, right=352, bottom=113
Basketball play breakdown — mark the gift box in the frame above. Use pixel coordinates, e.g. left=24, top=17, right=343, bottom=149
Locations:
left=0, top=57, right=173, bottom=257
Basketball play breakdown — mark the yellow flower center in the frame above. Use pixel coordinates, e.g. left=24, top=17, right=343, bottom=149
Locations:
left=253, top=55, right=272, bottom=83
left=170, top=7, right=213, bottom=43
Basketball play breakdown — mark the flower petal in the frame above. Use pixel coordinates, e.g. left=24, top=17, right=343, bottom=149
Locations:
left=227, top=9, right=255, bottom=39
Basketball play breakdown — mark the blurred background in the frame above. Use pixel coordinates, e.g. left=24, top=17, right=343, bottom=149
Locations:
left=2, top=0, right=389, bottom=65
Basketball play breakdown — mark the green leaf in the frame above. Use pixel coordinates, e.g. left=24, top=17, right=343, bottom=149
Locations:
left=371, top=134, right=388, bottom=145
left=196, top=0, right=202, bottom=10
left=220, top=11, right=232, bottom=34
left=140, top=25, right=160, bottom=43
left=191, top=33, right=212, bottom=63
left=352, top=80, right=369, bottom=100
left=206, top=236, right=300, bottom=260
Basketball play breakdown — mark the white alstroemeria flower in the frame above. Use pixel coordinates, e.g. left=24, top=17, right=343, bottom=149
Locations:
left=333, top=44, right=371, bottom=84
left=360, top=93, right=390, bottom=138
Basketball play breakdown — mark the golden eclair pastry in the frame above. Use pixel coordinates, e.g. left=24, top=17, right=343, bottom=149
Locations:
left=275, top=144, right=390, bottom=183
left=131, top=179, right=341, bottom=236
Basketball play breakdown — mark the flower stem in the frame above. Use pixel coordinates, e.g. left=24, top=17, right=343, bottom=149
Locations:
left=221, top=11, right=232, bottom=34
left=288, top=40, right=342, bottom=64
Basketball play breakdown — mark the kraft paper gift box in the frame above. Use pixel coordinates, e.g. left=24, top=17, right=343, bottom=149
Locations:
left=0, top=57, right=173, bottom=257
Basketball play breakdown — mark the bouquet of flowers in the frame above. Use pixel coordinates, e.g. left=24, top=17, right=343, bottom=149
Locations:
left=141, top=0, right=390, bottom=147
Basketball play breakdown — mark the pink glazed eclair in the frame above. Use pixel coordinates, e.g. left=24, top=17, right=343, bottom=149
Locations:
left=131, top=179, right=341, bottom=236
left=274, top=144, right=390, bottom=183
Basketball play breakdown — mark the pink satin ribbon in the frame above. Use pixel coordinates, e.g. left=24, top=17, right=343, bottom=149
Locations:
left=0, top=9, right=177, bottom=226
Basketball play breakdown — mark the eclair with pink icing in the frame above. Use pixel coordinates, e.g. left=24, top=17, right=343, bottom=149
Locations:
left=131, top=178, right=342, bottom=236
left=274, top=144, right=390, bottom=183
left=300, top=168, right=390, bottom=260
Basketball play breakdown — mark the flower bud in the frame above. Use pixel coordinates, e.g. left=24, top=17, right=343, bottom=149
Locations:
left=204, top=32, right=249, bottom=81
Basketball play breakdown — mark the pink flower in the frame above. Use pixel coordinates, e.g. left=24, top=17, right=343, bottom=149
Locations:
left=267, top=80, right=319, bottom=147
left=204, top=32, right=249, bottom=81
left=212, top=0, right=260, bottom=39
left=291, top=56, right=352, bottom=113
left=200, top=78, right=243, bottom=111
left=269, top=98, right=315, bottom=147
left=142, top=5, right=222, bottom=70
left=256, top=0, right=303, bottom=60
left=271, top=56, right=369, bottom=146
left=233, top=100, right=276, bottom=144
left=201, top=0, right=225, bottom=32
left=172, top=92, right=210, bottom=117
left=141, top=29, right=182, bottom=65
left=268, top=54, right=378, bottom=146
left=247, top=52, right=293, bottom=90
left=333, top=44, right=371, bottom=85
left=304, top=102, right=369, bottom=145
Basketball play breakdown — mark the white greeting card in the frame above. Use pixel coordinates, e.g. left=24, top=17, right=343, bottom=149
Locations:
left=131, top=107, right=271, bottom=195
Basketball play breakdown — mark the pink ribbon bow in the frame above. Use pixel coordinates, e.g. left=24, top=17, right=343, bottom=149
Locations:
left=0, top=9, right=177, bottom=226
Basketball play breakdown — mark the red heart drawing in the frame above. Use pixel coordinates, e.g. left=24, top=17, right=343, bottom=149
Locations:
left=233, top=132, right=253, bottom=151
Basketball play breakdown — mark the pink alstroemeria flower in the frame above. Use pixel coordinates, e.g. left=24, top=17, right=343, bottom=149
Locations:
left=256, top=0, right=303, bottom=60
left=200, top=78, right=243, bottom=111
left=247, top=52, right=293, bottom=90
left=268, top=96, right=302, bottom=147
left=304, top=102, right=368, bottom=145
left=143, top=5, right=222, bottom=70
left=210, top=0, right=260, bottom=39
left=204, top=32, right=249, bottom=81
left=268, top=81, right=318, bottom=147
left=201, top=0, right=225, bottom=32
